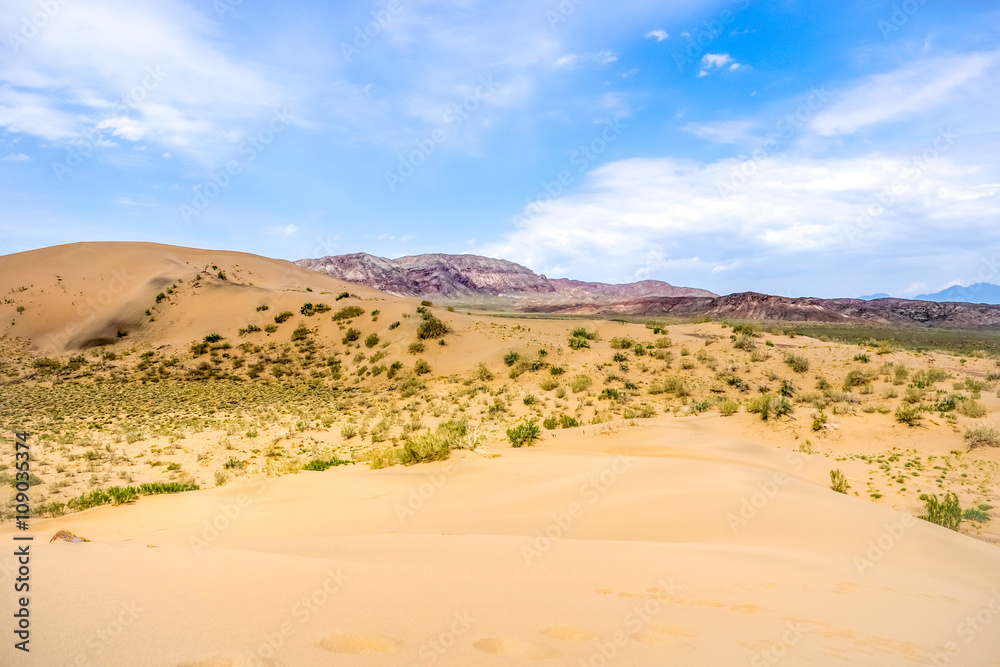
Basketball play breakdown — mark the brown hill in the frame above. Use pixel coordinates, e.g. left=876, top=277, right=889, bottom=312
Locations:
left=296, top=252, right=716, bottom=302
left=526, top=291, right=1000, bottom=329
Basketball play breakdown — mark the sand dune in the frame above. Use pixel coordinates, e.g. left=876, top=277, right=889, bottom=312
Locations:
left=3, top=420, right=1000, bottom=666
left=3, top=242, right=1000, bottom=666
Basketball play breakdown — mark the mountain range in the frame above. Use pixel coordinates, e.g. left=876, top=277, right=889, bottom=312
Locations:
left=860, top=284, right=1000, bottom=305
left=295, top=252, right=717, bottom=304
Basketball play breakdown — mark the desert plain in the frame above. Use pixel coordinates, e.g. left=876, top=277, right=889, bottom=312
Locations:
left=1, top=242, right=999, bottom=666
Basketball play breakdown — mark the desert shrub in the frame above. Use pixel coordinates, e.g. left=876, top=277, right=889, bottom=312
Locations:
left=274, top=311, right=293, bottom=324
left=507, top=420, right=540, bottom=447
left=560, top=414, right=579, bottom=428
left=829, top=469, right=850, bottom=494
left=256, top=304, right=269, bottom=312
left=388, top=320, right=401, bottom=330
left=300, top=302, right=331, bottom=316
left=408, top=342, right=425, bottom=354
left=625, top=404, right=657, bottom=419
left=966, top=421, right=1000, bottom=449
left=386, top=361, right=404, bottom=379
left=336, top=292, right=351, bottom=300
left=67, top=482, right=198, bottom=512
left=549, top=365, right=564, bottom=375
left=304, top=457, right=351, bottom=471
left=612, top=352, right=629, bottom=363
left=223, top=457, right=246, bottom=470
left=204, top=333, right=224, bottom=343
left=964, top=507, right=991, bottom=523
left=812, top=411, right=828, bottom=431
left=540, top=378, right=559, bottom=391
left=746, top=393, right=793, bottom=421
left=912, top=368, right=951, bottom=388
left=568, top=336, right=590, bottom=350
left=733, top=334, right=757, bottom=352
left=342, top=328, right=361, bottom=344
left=654, top=337, right=672, bottom=348
left=958, top=399, right=988, bottom=418
left=421, top=300, right=433, bottom=307
left=919, top=492, right=962, bottom=530
left=364, top=333, right=380, bottom=348
left=895, top=404, right=922, bottom=426
left=523, top=394, right=537, bottom=405
left=718, top=399, right=740, bottom=416
left=504, top=351, right=520, bottom=366
left=610, top=337, right=636, bottom=350
left=570, top=328, right=598, bottom=340
left=417, top=316, right=450, bottom=339
left=903, top=387, right=926, bottom=404
left=414, top=359, right=431, bottom=375
left=599, top=388, right=621, bottom=401
left=571, top=374, right=592, bottom=393
left=784, top=353, right=809, bottom=373
left=844, top=369, right=876, bottom=389
left=156, top=292, right=167, bottom=303
left=332, top=305, right=365, bottom=321
left=291, top=324, right=311, bottom=342
left=543, top=417, right=558, bottom=430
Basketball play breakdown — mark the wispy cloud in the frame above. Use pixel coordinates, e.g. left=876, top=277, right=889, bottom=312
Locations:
left=645, top=29, right=668, bottom=42
left=2, top=152, right=31, bottom=162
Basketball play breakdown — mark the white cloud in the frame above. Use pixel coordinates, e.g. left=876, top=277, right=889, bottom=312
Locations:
left=2, top=152, right=31, bottom=162
left=810, top=50, right=999, bottom=137
left=701, top=53, right=733, bottom=69
left=0, top=0, right=291, bottom=160
left=645, top=29, right=669, bottom=42
left=485, top=151, right=1000, bottom=286
left=554, top=50, right=618, bottom=68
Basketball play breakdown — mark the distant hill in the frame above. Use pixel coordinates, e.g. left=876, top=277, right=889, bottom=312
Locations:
left=859, top=293, right=892, bottom=301
left=915, top=283, right=1000, bottom=305
left=296, top=253, right=716, bottom=303
left=524, top=292, right=1000, bottom=329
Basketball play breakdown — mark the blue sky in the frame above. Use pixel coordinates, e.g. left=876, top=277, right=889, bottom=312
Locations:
left=1, top=0, right=999, bottom=298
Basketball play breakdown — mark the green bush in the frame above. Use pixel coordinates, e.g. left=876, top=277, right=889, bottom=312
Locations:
left=365, top=333, right=380, bottom=348
left=570, top=327, right=598, bottom=340
left=504, top=351, right=520, bottom=366
left=965, top=421, right=1000, bottom=449
left=417, top=317, right=450, bottom=339
left=963, top=507, right=991, bottom=523
left=830, top=469, right=850, bottom=494
left=895, top=404, right=922, bottom=426
left=342, top=328, right=361, bottom=344
left=333, top=305, right=365, bottom=321
left=543, top=417, right=558, bottom=430
left=568, top=336, right=590, bottom=350
left=599, top=388, right=620, bottom=401
left=919, top=492, right=962, bottom=530
left=414, top=359, right=431, bottom=375
left=610, top=337, right=636, bottom=350
left=388, top=321, right=400, bottom=330
left=571, top=375, right=592, bottom=393
left=304, top=457, right=352, bottom=471
left=300, top=302, right=331, bottom=316
left=560, top=414, right=579, bottom=428
left=421, top=300, right=433, bottom=307
left=291, top=324, right=311, bottom=342
left=718, top=400, right=740, bottom=416
left=784, top=353, right=809, bottom=373
left=274, top=311, right=293, bottom=324
left=507, top=420, right=540, bottom=447
left=746, top=393, right=793, bottom=420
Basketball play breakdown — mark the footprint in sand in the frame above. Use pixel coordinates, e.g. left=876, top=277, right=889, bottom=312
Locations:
left=318, top=631, right=400, bottom=654
left=540, top=625, right=599, bottom=641
left=473, top=637, right=561, bottom=659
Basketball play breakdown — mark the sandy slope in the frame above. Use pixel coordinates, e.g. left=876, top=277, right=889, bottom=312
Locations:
left=3, top=420, right=1000, bottom=666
